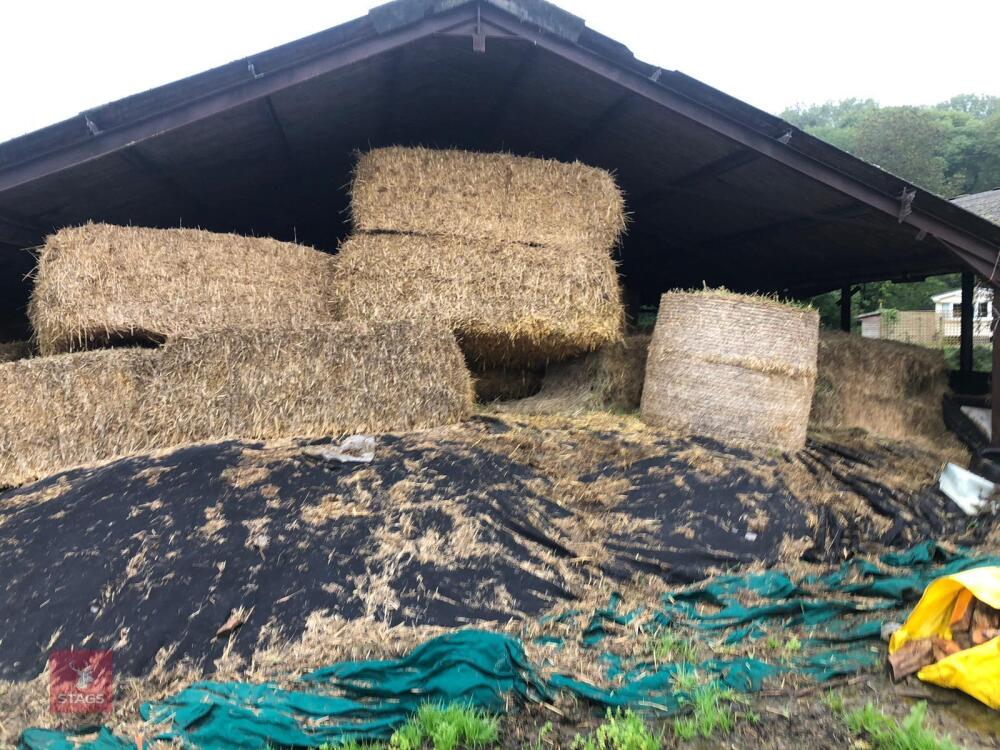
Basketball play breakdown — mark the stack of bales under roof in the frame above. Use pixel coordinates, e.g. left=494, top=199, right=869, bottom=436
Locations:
left=336, top=147, right=626, bottom=367
left=0, top=321, right=472, bottom=487
left=641, top=291, right=819, bottom=451
left=810, top=331, right=953, bottom=447
left=29, top=224, right=341, bottom=354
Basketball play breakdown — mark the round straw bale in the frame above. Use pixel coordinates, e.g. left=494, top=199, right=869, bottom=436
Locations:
left=334, top=233, right=624, bottom=367
left=503, top=334, right=650, bottom=416
left=351, top=147, right=627, bottom=251
left=641, top=291, right=818, bottom=450
left=150, top=321, right=473, bottom=443
left=811, top=331, right=952, bottom=445
left=29, top=223, right=340, bottom=355
left=0, top=349, right=157, bottom=487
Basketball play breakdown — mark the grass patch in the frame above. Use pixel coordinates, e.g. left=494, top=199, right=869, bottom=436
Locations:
left=673, top=682, right=737, bottom=741
left=843, top=701, right=960, bottom=750
left=371, top=703, right=499, bottom=750
left=571, top=709, right=662, bottom=750
left=649, top=630, right=697, bottom=664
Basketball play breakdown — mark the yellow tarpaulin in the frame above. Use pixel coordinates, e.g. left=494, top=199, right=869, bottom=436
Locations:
left=889, top=566, right=1000, bottom=709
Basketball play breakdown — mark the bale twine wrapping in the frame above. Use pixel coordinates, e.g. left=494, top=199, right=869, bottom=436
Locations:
left=334, top=233, right=624, bottom=367
left=810, top=331, right=952, bottom=445
left=503, top=334, right=650, bottom=416
left=0, top=322, right=472, bottom=487
left=351, top=147, right=626, bottom=251
left=30, top=223, right=340, bottom=355
left=641, top=292, right=819, bottom=450
left=150, top=321, right=473, bottom=443
left=0, top=349, right=158, bottom=487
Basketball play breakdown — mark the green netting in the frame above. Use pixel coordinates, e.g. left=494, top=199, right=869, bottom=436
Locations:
left=19, top=542, right=1000, bottom=750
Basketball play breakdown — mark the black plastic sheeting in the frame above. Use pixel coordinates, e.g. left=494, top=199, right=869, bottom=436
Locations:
left=0, top=418, right=985, bottom=680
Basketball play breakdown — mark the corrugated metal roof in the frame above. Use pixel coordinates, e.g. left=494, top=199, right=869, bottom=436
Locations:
left=953, top=189, right=1000, bottom=225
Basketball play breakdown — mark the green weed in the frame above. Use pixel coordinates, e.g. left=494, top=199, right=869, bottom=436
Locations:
left=673, top=682, right=736, bottom=741
left=571, top=709, right=661, bottom=750
left=671, top=667, right=702, bottom=693
left=649, top=630, right=697, bottom=664
left=823, top=689, right=845, bottom=714
left=844, top=701, right=960, bottom=750
left=388, top=703, right=499, bottom=750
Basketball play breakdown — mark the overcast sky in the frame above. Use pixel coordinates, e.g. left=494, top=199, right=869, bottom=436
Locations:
left=3, top=1, right=999, bottom=143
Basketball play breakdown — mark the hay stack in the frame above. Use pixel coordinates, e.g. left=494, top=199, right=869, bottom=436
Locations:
left=30, top=223, right=339, bottom=355
left=0, top=349, right=157, bottom=487
left=811, top=331, right=951, bottom=445
left=641, top=291, right=818, bottom=450
left=334, top=233, right=623, bottom=366
left=0, top=322, right=472, bottom=487
left=503, top=334, right=650, bottom=415
left=150, top=321, right=473, bottom=442
left=351, top=147, right=626, bottom=251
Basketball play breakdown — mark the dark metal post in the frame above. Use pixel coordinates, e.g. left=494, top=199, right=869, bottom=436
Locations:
left=960, top=271, right=974, bottom=374
left=839, top=286, right=852, bottom=332
left=992, top=312, right=1000, bottom=447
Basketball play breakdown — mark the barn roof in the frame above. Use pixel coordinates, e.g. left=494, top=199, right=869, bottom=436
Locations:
left=953, top=188, right=1000, bottom=225
left=1, top=0, right=999, bottom=336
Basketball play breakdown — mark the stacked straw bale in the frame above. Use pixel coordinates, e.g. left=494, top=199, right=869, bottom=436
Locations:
left=149, top=321, right=473, bottom=442
left=0, top=322, right=472, bottom=487
left=503, top=334, right=650, bottom=415
left=334, top=233, right=623, bottom=366
left=641, top=291, right=819, bottom=451
left=0, top=349, right=158, bottom=487
left=351, top=146, right=626, bottom=251
left=810, top=331, right=951, bottom=445
left=30, top=224, right=340, bottom=355
left=337, top=147, right=626, bottom=367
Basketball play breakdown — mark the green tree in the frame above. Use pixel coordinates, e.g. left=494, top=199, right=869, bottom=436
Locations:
left=972, top=112, right=1000, bottom=193
left=935, top=94, right=1000, bottom=119
left=852, top=107, right=957, bottom=195
left=781, top=98, right=877, bottom=153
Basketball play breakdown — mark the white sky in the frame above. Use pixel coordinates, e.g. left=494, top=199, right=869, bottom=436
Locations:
left=2, top=1, right=999, bottom=143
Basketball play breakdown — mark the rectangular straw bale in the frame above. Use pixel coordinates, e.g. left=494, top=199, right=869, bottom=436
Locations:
left=0, top=349, right=157, bottom=487
left=149, top=321, right=474, bottom=443
left=29, top=223, right=341, bottom=355
left=810, top=331, right=952, bottom=445
left=351, top=147, right=627, bottom=250
left=0, top=323, right=472, bottom=487
left=334, top=233, right=624, bottom=367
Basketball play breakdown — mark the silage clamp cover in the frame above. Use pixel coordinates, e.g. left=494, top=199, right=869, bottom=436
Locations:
left=18, top=543, right=1000, bottom=749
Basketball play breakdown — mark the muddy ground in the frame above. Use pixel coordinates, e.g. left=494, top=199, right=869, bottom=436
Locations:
left=498, top=672, right=1000, bottom=749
